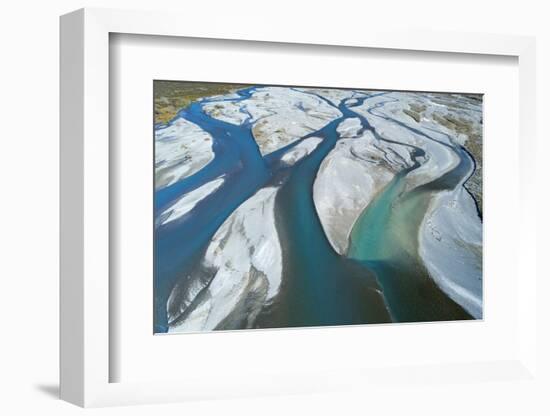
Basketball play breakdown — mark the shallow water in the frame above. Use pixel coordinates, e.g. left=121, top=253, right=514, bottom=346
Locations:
left=348, top=133, right=474, bottom=321
left=348, top=171, right=472, bottom=321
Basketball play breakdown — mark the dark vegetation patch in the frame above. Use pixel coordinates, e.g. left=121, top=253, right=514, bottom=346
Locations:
left=403, top=102, right=427, bottom=123
left=154, top=80, right=248, bottom=124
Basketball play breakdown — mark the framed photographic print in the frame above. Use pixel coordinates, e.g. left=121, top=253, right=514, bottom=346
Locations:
left=60, top=7, right=538, bottom=408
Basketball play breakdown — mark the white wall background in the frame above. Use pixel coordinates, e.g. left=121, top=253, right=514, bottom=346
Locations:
left=0, top=0, right=548, bottom=414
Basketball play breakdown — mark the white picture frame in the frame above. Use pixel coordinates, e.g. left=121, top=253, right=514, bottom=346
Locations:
left=60, top=7, right=538, bottom=407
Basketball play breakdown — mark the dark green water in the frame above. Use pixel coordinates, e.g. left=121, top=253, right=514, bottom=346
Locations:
left=348, top=151, right=473, bottom=322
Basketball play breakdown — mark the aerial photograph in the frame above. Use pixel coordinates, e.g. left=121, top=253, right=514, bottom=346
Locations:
left=153, top=80, right=483, bottom=334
